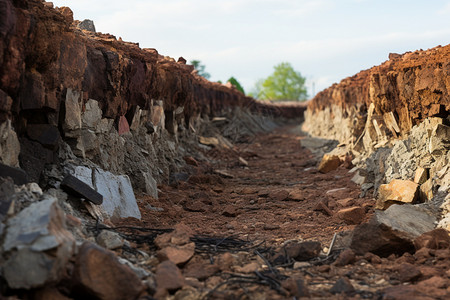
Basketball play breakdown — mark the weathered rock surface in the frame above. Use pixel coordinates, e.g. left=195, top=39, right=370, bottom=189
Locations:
left=285, top=241, right=322, bottom=261
left=350, top=204, right=437, bottom=256
left=337, top=206, right=365, bottom=225
left=375, top=179, right=419, bottom=210
left=305, top=46, right=450, bottom=146
left=72, top=242, right=144, bottom=300
left=155, top=260, right=185, bottom=293
left=2, top=197, right=75, bottom=289
left=60, top=174, right=103, bottom=205
left=96, top=230, right=124, bottom=250
left=71, top=165, right=141, bottom=220
left=318, top=154, right=341, bottom=173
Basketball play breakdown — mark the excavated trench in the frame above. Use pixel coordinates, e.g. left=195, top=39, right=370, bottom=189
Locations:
left=0, top=1, right=450, bottom=299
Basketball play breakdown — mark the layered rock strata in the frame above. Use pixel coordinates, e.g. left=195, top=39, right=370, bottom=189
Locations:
left=303, top=45, right=450, bottom=229
left=0, top=0, right=305, bottom=190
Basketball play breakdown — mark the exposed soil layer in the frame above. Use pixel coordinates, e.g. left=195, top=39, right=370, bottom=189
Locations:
left=128, top=126, right=373, bottom=245
left=111, top=126, right=450, bottom=299
left=308, top=46, right=450, bottom=135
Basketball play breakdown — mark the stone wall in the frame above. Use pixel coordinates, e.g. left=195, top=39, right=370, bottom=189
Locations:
left=303, top=45, right=450, bottom=229
left=0, top=0, right=305, bottom=186
left=304, top=46, right=450, bottom=153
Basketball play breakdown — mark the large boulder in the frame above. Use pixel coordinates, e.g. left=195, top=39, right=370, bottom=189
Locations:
left=72, top=243, right=144, bottom=300
left=2, top=197, right=75, bottom=289
left=350, top=204, right=437, bottom=256
left=71, top=165, right=141, bottom=220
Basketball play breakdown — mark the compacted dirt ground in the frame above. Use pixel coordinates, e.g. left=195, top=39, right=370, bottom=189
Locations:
left=138, top=126, right=373, bottom=246
left=116, top=125, right=450, bottom=299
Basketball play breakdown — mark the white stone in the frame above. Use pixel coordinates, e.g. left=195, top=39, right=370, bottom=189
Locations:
left=429, top=124, right=450, bottom=156
left=64, top=89, right=82, bottom=131
left=71, top=166, right=141, bottom=220
left=143, top=171, right=158, bottom=199
left=96, top=230, right=124, bottom=250
left=118, top=257, right=151, bottom=279
left=0, top=120, right=20, bottom=167
left=93, top=169, right=141, bottom=220
left=82, top=99, right=102, bottom=129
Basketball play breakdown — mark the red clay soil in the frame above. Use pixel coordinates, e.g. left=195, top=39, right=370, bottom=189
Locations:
left=116, top=126, right=450, bottom=299
left=131, top=126, right=374, bottom=247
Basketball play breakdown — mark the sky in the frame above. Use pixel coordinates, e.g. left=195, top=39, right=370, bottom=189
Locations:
left=52, top=0, right=450, bottom=98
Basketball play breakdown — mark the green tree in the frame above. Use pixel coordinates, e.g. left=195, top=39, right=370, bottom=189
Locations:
left=253, top=62, right=307, bottom=101
left=227, top=77, right=245, bottom=94
left=190, top=60, right=211, bottom=79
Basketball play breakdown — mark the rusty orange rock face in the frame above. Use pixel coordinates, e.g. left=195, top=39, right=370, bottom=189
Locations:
left=0, top=0, right=305, bottom=127
left=308, top=46, right=450, bottom=136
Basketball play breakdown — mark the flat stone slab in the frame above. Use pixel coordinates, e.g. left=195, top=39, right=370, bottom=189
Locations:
left=61, top=174, right=103, bottom=205
left=350, top=204, right=437, bottom=256
left=0, top=163, right=28, bottom=185
left=70, top=166, right=141, bottom=220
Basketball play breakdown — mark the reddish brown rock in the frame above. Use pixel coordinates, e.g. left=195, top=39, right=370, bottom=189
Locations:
left=285, top=241, right=322, bottom=261
left=118, top=115, right=130, bottom=135
left=155, top=260, right=185, bottom=292
left=234, top=262, right=260, bottom=274
left=72, top=243, right=144, bottom=300
left=414, top=228, right=450, bottom=250
left=313, top=200, right=333, bottom=216
left=269, top=189, right=290, bottom=201
left=183, top=257, right=220, bottom=280
left=330, top=277, right=355, bottom=295
left=157, top=242, right=195, bottom=266
left=336, top=198, right=355, bottom=207
left=307, top=45, right=450, bottom=139
left=318, top=154, right=341, bottom=173
left=288, top=190, right=304, bottom=201
left=222, top=205, right=238, bottom=217
left=376, top=179, right=419, bottom=210
left=33, top=287, right=72, bottom=300
left=282, top=277, right=310, bottom=298
left=396, top=263, right=422, bottom=282
left=337, top=206, right=365, bottom=225
left=333, top=249, right=356, bottom=266
left=217, top=252, right=236, bottom=271
left=415, top=276, right=450, bottom=298
left=184, top=156, right=199, bottom=166
left=382, top=285, right=435, bottom=300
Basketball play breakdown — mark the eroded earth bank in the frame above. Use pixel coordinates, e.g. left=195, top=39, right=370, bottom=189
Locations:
left=0, top=1, right=450, bottom=299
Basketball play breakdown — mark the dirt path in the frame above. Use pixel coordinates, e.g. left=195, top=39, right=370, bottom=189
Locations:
left=116, top=125, right=449, bottom=299
left=137, top=126, right=373, bottom=244
left=131, top=126, right=373, bottom=246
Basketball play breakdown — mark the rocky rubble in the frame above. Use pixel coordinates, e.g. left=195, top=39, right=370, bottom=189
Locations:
left=0, top=0, right=449, bottom=299
left=302, top=44, right=450, bottom=259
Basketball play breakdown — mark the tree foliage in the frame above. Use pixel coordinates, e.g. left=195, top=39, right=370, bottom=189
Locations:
left=254, top=62, right=307, bottom=101
left=190, top=59, right=211, bottom=79
left=227, top=77, right=245, bottom=94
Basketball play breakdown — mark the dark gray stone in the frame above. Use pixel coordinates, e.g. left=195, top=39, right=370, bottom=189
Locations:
left=78, top=19, right=96, bottom=32
left=350, top=204, right=437, bottom=256
left=0, top=177, right=14, bottom=221
left=330, top=277, right=355, bottom=294
left=61, top=174, right=103, bottom=205
left=285, top=241, right=322, bottom=261
left=26, top=124, right=60, bottom=150
left=0, top=162, right=28, bottom=185
left=2, top=197, right=75, bottom=289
